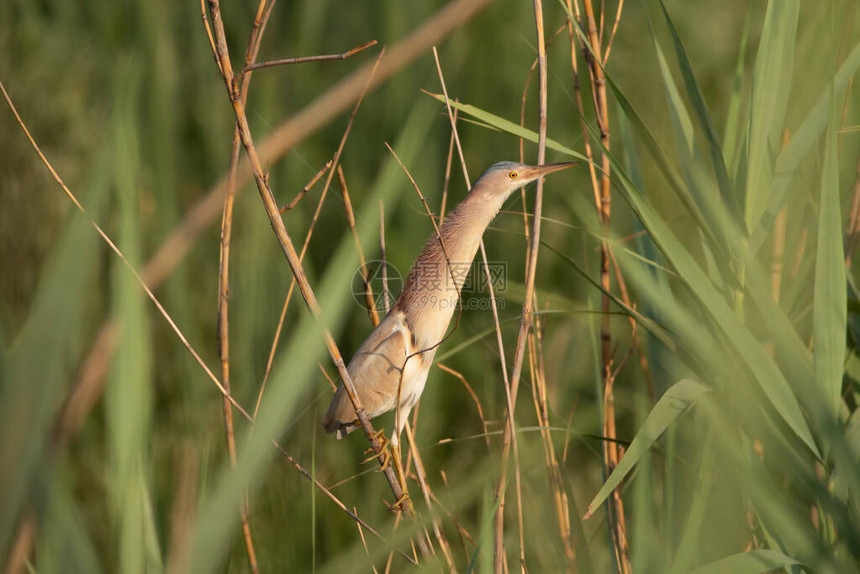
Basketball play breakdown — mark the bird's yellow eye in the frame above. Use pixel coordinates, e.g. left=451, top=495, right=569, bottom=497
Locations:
left=509, top=171, right=518, bottom=179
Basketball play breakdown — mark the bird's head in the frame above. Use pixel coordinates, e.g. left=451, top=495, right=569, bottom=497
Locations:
left=470, top=161, right=576, bottom=200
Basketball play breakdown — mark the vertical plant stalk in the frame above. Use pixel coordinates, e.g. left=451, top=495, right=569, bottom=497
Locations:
left=429, top=45, right=528, bottom=572
left=517, top=37, right=580, bottom=573
left=404, top=424, right=457, bottom=572
left=341, top=166, right=382, bottom=327
left=379, top=200, right=392, bottom=314
left=492, top=1, right=550, bottom=571
left=203, top=3, right=428, bottom=556
left=578, top=0, right=631, bottom=571
left=213, top=1, right=275, bottom=569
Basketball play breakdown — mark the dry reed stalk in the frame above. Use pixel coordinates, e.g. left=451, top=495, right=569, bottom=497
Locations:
left=204, top=3, right=428, bottom=558
left=339, top=165, right=382, bottom=326
left=527, top=315, right=577, bottom=572
left=440, top=106, right=459, bottom=222
left=354, top=506, right=382, bottom=574
left=279, top=160, right=332, bottom=213
left=437, top=363, right=491, bottom=448
left=239, top=39, right=377, bottom=75
left=379, top=200, right=392, bottom=314
left=404, top=424, right=458, bottom=572
left=516, top=29, right=580, bottom=573
left=569, top=0, right=631, bottom=569
left=2, top=512, right=34, bottom=574
left=0, top=80, right=252, bottom=421
left=213, top=0, right=278, bottom=567
left=434, top=474, right=477, bottom=554
left=428, top=45, right=529, bottom=572
left=54, top=0, right=492, bottom=458
left=491, top=1, right=552, bottom=570
left=269, top=442, right=417, bottom=565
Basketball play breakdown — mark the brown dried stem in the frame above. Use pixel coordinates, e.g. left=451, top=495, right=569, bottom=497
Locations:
left=437, top=363, right=491, bottom=449
left=279, top=160, right=332, bottom=213
left=339, top=166, right=382, bottom=326
left=404, top=424, right=457, bottom=572
left=238, top=40, right=378, bottom=76
left=214, top=0, right=276, bottom=568
left=492, top=1, right=551, bottom=570
left=573, top=0, right=631, bottom=570
left=379, top=200, right=392, bottom=315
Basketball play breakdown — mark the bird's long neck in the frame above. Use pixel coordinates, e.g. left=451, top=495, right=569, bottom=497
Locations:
left=394, top=190, right=509, bottom=350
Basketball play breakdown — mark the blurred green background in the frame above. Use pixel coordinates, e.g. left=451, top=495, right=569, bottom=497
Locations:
left=2, top=0, right=860, bottom=572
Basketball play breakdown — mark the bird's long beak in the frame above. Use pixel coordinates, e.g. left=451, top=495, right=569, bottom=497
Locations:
left=520, top=161, right=577, bottom=181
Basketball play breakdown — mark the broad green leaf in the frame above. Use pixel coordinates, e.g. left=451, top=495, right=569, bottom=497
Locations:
left=723, top=18, right=750, bottom=171
left=813, top=120, right=846, bottom=420
left=595, top=141, right=819, bottom=456
left=653, top=41, right=695, bottom=159
left=689, top=549, right=805, bottom=574
left=658, top=0, right=739, bottom=221
left=0, top=186, right=105, bottom=553
left=743, top=0, right=800, bottom=231
left=584, top=379, right=709, bottom=517
left=425, top=92, right=588, bottom=162
left=751, top=39, right=860, bottom=252
left=106, top=68, right=156, bottom=574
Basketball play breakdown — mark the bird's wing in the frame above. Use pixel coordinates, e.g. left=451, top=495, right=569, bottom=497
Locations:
left=322, top=310, right=411, bottom=436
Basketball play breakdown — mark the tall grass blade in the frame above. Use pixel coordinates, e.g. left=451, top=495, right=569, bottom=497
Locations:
left=657, top=0, right=739, bottom=220
left=742, top=0, right=800, bottom=231
left=0, top=187, right=105, bottom=553
left=813, top=119, right=846, bottom=421
left=106, top=66, right=157, bottom=574
left=584, top=379, right=709, bottom=516
left=688, top=549, right=805, bottom=574
left=751, top=39, right=860, bottom=252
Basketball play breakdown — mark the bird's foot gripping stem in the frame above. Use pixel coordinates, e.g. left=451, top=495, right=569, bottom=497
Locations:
left=362, top=428, right=391, bottom=469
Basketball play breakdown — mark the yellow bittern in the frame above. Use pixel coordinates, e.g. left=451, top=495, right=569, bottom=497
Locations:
left=323, top=161, right=574, bottom=461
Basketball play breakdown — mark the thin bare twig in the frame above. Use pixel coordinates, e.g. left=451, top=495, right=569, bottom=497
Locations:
left=379, top=200, right=392, bottom=314
left=404, top=424, right=457, bottom=572
left=339, top=166, right=382, bottom=326
left=238, top=40, right=378, bottom=76
left=279, top=160, right=332, bottom=213
left=440, top=106, right=458, bottom=223
left=214, top=0, right=277, bottom=567
left=575, top=0, right=631, bottom=569
left=437, top=363, right=491, bottom=449
left=492, top=0, right=551, bottom=569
